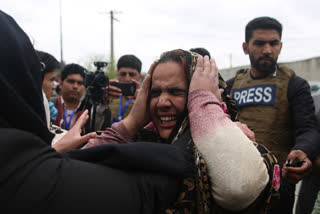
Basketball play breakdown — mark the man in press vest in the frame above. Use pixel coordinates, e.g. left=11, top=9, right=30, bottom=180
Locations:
left=226, top=16, right=320, bottom=213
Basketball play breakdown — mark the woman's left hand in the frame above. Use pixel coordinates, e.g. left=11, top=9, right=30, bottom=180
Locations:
left=189, top=55, right=221, bottom=101
left=52, top=110, right=97, bottom=152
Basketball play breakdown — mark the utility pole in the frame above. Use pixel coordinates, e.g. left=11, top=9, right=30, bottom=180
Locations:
left=100, top=10, right=120, bottom=77
left=109, top=10, right=120, bottom=63
left=59, top=0, right=64, bottom=65
left=100, top=10, right=121, bottom=60
left=110, top=10, right=114, bottom=61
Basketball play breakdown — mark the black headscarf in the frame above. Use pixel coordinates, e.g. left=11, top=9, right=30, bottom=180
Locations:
left=0, top=10, right=54, bottom=143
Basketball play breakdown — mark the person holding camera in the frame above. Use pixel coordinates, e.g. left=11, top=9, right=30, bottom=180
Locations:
left=108, top=54, right=142, bottom=124
left=53, top=63, right=87, bottom=131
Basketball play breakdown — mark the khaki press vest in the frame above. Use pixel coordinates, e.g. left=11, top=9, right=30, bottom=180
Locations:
left=231, top=66, right=295, bottom=165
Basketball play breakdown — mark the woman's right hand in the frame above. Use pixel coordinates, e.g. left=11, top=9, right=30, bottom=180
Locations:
left=122, top=62, right=157, bottom=136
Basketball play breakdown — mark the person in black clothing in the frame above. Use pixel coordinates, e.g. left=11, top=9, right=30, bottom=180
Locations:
left=226, top=16, right=320, bottom=213
left=0, top=10, right=194, bottom=214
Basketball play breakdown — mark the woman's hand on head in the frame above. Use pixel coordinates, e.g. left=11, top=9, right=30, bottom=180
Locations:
left=52, top=110, right=97, bottom=152
left=189, top=55, right=221, bottom=102
left=123, top=61, right=157, bottom=136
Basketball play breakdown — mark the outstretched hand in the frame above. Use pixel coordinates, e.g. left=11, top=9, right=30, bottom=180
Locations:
left=189, top=55, right=221, bottom=101
left=52, top=110, right=97, bottom=152
left=123, top=61, right=157, bottom=136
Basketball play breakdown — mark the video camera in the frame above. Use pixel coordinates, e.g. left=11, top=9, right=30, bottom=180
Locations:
left=84, top=61, right=109, bottom=106
left=81, top=61, right=111, bottom=133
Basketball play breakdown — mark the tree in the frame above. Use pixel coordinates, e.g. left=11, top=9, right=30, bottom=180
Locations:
left=106, top=57, right=117, bottom=80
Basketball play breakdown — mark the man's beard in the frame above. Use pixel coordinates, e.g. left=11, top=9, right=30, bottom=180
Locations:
left=249, top=54, right=277, bottom=74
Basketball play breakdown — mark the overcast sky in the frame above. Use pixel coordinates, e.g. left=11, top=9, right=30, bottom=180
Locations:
left=2, top=0, right=320, bottom=74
